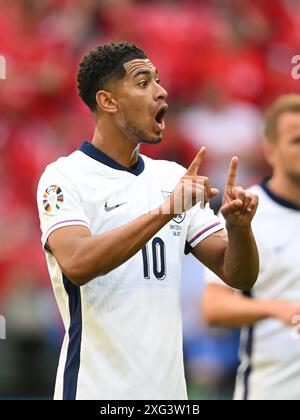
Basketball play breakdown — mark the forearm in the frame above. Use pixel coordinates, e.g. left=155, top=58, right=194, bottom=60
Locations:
left=63, top=207, right=173, bottom=285
left=50, top=153, right=214, bottom=286
left=202, top=285, right=271, bottom=327
left=223, top=224, right=259, bottom=290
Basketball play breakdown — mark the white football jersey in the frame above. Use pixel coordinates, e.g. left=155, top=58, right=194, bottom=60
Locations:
left=37, top=141, right=223, bottom=400
left=205, top=182, right=300, bottom=400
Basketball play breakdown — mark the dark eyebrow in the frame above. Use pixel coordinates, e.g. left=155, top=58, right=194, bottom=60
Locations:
left=133, top=69, right=159, bottom=78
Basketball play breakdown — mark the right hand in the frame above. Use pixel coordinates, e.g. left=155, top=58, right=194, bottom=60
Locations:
left=266, top=300, right=300, bottom=326
left=163, top=147, right=219, bottom=215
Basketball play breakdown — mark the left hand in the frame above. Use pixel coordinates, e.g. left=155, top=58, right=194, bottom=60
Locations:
left=221, top=157, right=259, bottom=227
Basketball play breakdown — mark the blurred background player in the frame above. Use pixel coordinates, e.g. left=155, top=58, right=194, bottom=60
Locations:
left=202, top=94, right=300, bottom=400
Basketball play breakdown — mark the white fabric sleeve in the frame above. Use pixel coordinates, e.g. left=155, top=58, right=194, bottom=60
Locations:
left=186, top=203, right=224, bottom=248
left=37, top=165, right=91, bottom=249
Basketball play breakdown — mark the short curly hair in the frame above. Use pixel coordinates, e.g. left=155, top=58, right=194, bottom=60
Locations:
left=77, top=42, right=147, bottom=112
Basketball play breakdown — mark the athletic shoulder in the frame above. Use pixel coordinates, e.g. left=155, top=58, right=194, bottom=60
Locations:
left=38, top=151, right=82, bottom=184
left=141, top=154, right=186, bottom=179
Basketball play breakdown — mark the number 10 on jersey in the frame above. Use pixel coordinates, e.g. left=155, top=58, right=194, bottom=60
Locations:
left=142, top=237, right=166, bottom=281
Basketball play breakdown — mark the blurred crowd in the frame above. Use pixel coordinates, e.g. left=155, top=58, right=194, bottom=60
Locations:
left=0, top=0, right=299, bottom=398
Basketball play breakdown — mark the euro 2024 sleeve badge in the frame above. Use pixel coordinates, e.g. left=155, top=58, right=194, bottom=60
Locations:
left=43, top=185, right=64, bottom=214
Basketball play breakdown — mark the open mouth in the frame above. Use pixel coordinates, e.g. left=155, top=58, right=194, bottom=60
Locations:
left=154, top=105, right=168, bottom=128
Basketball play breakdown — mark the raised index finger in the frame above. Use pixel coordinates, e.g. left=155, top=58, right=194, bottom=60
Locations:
left=226, top=157, right=239, bottom=190
left=185, top=147, right=206, bottom=176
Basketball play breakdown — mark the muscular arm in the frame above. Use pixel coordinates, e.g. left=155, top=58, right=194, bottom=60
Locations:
left=192, top=156, right=260, bottom=291
left=47, top=147, right=213, bottom=286
left=48, top=210, right=173, bottom=286
left=192, top=226, right=259, bottom=290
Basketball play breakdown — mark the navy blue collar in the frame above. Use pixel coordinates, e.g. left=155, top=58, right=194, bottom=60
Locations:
left=79, top=141, right=145, bottom=176
left=260, top=177, right=300, bottom=211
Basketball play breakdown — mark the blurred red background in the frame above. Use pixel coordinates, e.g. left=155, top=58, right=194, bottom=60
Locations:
left=0, top=0, right=299, bottom=398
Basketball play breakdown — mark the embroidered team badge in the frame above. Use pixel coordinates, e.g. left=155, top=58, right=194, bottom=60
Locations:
left=161, top=191, right=186, bottom=224
left=43, top=185, right=64, bottom=214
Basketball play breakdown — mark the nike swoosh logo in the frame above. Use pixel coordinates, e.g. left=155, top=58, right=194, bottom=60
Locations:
left=104, top=201, right=127, bottom=212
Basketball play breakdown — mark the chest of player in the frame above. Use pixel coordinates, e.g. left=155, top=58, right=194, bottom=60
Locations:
left=255, top=211, right=300, bottom=299
left=81, top=175, right=189, bottom=243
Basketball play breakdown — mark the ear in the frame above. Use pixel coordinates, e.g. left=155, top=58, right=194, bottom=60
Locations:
left=95, top=90, right=118, bottom=114
left=263, top=141, right=276, bottom=168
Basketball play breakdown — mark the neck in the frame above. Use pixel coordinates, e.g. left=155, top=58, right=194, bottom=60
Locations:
left=91, top=120, right=140, bottom=168
left=268, top=172, right=300, bottom=208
